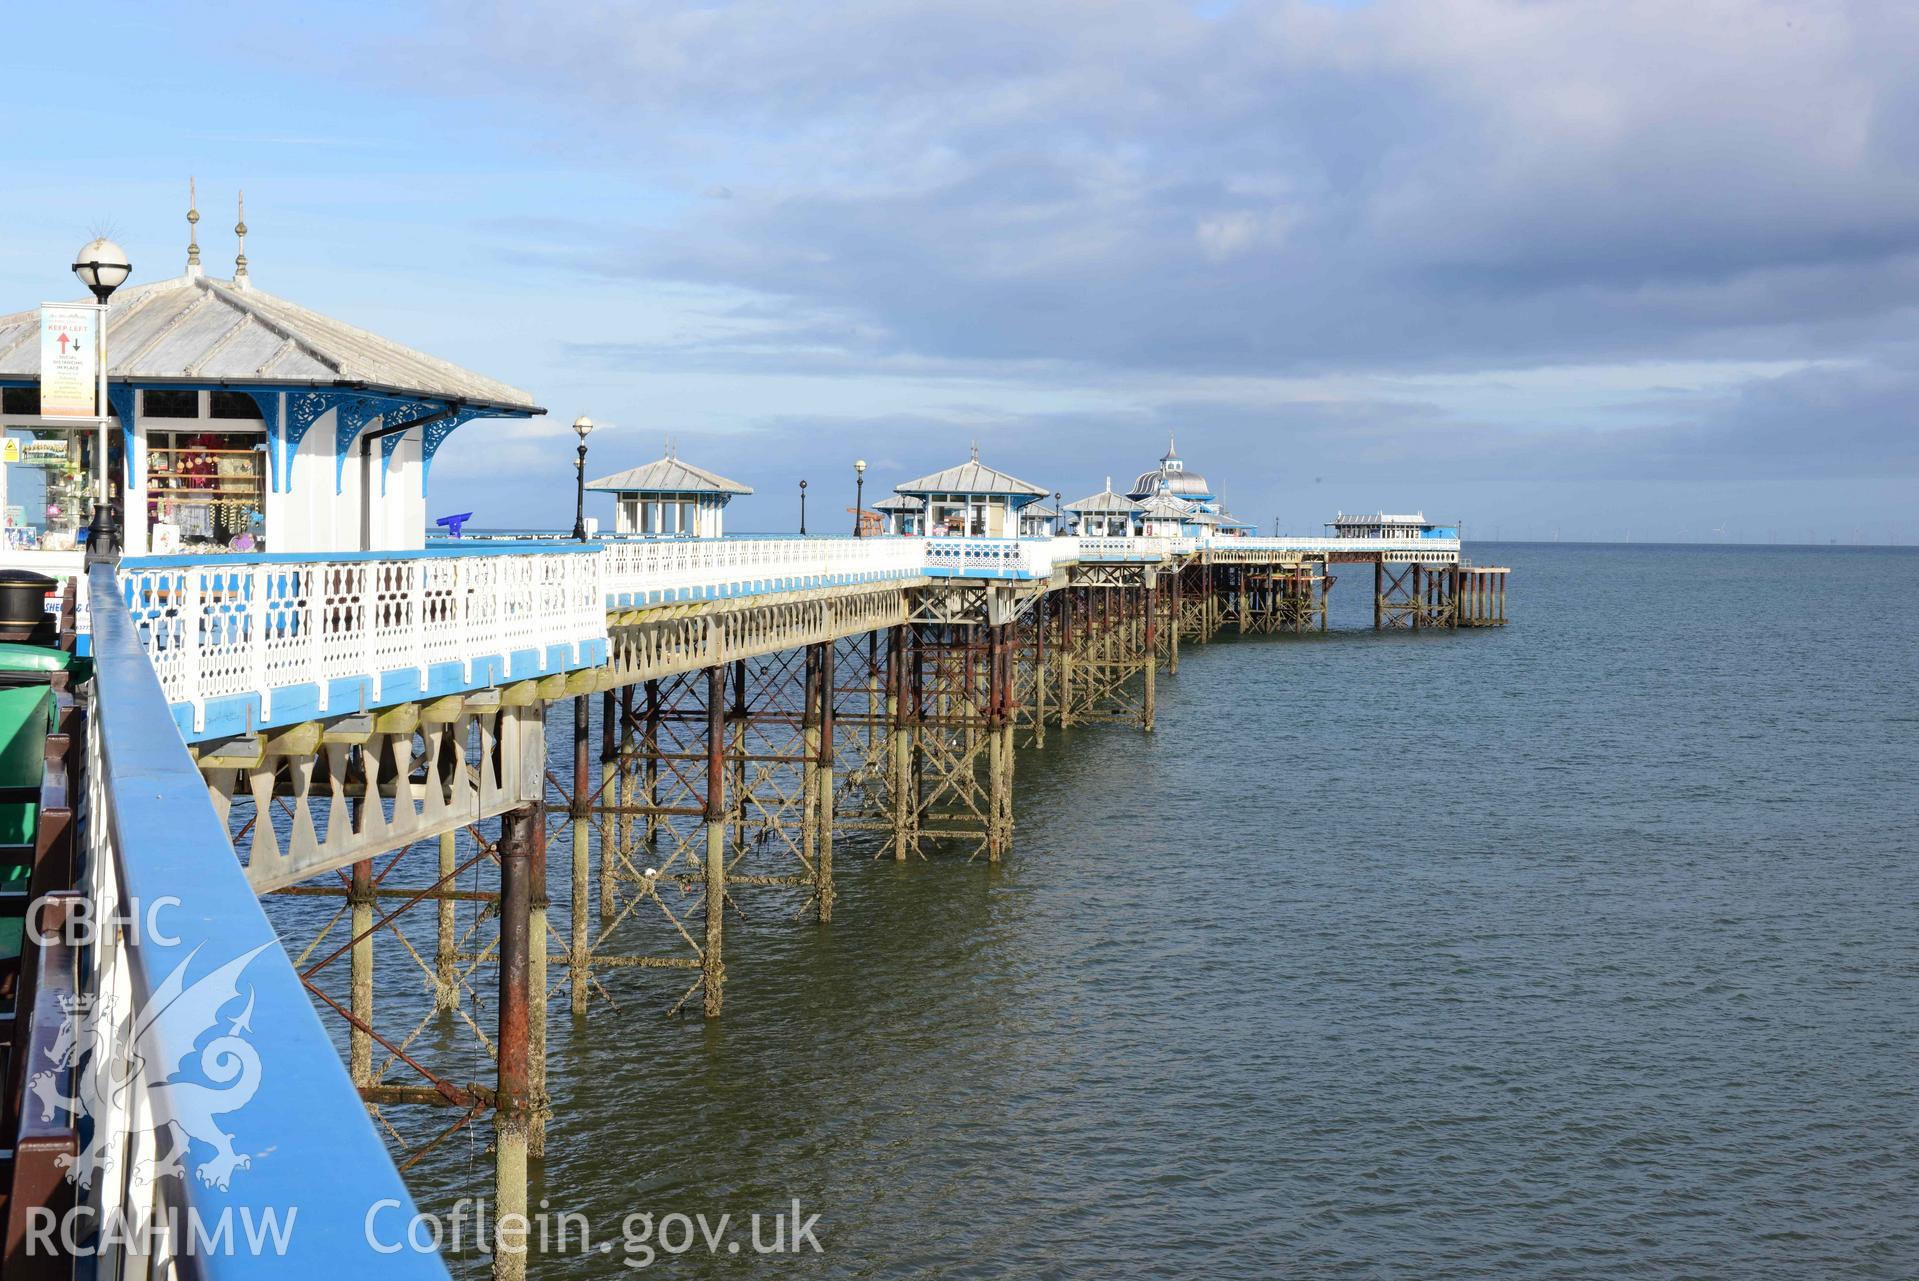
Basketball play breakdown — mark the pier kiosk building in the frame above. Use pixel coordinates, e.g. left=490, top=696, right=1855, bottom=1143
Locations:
left=0, top=194, right=540, bottom=577
left=874, top=492, right=925, bottom=534
left=1215, top=513, right=1256, bottom=537
left=1064, top=481, right=1143, bottom=536
left=1329, top=511, right=1459, bottom=540
left=1138, top=490, right=1195, bottom=537
left=891, top=448, right=1049, bottom=536
left=1018, top=502, right=1059, bottom=537
left=586, top=447, right=751, bottom=536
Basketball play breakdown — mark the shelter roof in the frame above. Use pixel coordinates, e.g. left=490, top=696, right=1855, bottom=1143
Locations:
left=0, top=272, right=539, bottom=413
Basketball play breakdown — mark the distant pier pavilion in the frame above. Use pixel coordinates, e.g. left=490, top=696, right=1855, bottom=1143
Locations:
left=586, top=445, right=751, bottom=537
left=1064, top=480, right=1143, bottom=537
left=874, top=492, right=925, bottom=535
left=891, top=447, right=1049, bottom=537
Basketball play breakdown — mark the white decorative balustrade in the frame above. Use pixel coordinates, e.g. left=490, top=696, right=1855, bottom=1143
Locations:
left=923, top=536, right=1079, bottom=579
left=107, top=531, right=1465, bottom=744
left=1076, top=536, right=1172, bottom=562
left=119, top=543, right=607, bottom=738
left=601, top=535, right=929, bottom=606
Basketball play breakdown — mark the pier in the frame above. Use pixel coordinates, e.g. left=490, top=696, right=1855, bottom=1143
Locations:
left=0, top=217, right=1509, bottom=1276
left=95, top=525, right=1508, bottom=1274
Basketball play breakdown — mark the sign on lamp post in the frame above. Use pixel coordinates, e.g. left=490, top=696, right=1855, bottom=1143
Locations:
left=39, top=304, right=101, bottom=417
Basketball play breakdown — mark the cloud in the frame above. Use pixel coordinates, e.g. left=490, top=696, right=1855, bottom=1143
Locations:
left=406, top=0, right=1919, bottom=382
left=270, top=0, right=1918, bottom=537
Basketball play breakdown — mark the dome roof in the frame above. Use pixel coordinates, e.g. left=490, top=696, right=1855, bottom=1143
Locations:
left=1129, top=467, right=1211, bottom=499
left=1126, top=434, right=1213, bottom=500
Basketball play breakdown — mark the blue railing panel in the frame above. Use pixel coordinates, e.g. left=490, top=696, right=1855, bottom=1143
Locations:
left=86, top=566, right=447, bottom=1274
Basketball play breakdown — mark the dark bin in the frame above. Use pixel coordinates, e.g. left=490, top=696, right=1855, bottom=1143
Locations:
left=0, top=571, right=56, bottom=644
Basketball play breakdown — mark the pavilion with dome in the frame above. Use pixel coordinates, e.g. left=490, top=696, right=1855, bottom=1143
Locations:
left=1119, top=437, right=1252, bottom=538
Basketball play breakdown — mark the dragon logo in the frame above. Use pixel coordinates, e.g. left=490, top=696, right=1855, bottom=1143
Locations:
left=31, top=942, right=271, bottom=1192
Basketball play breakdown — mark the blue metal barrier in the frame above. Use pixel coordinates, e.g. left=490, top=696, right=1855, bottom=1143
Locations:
left=79, top=565, right=447, bottom=1275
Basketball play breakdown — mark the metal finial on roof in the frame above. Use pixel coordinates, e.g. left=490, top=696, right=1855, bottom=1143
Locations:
left=186, top=177, right=202, bottom=275
left=233, top=190, right=250, bottom=288
left=970, top=440, right=980, bottom=461
left=665, top=434, right=675, bottom=459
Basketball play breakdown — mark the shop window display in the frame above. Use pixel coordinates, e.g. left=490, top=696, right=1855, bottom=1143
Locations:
left=1, top=426, right=112, bottom=551
left=146, top=429, right=266, bottom=551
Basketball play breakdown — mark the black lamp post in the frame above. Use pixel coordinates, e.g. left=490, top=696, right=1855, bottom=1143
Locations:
left=72, top=237, right=131, bottom=558
left=571, top=415, right=595, bottom=540
left=853, top=459, right=867, bottom=537
left=799, top=479, right=808, bottom=535
left=1054, top=490, right=1063, bottom=536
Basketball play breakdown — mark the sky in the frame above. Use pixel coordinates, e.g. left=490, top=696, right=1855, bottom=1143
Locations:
left=3, top=0, right=1916, bottom=543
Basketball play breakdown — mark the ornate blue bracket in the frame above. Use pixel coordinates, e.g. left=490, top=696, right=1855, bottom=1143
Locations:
left=420, top=408, right=490, bottom=494
left=379, top=431, right=409, bottom=495
left=243, top=392, right=283, bottom=490
left=282, top=390, right=343, bottom=493
left=334, top=394, right=466, bottom=493
left=332, top=396, right=384, bottom=493
left=369, top=400, right=446, bottom=495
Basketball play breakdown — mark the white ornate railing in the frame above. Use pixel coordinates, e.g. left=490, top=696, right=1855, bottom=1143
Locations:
left=601, top=535, right=927, bottom=606
left=923, top=536, right=1079, bottom=579
left=1076, top=536, right=1172, bottom=561
left=119, top=545, right=605, bottom=736
left=106, top=531, right=1464, bottom=742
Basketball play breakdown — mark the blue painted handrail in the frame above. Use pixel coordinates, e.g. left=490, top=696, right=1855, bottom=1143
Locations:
left=87, top=567, right=448, bottom=1274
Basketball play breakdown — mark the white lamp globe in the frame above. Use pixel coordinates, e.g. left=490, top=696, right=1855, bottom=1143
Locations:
left=72, top=238, right=132, bottom=298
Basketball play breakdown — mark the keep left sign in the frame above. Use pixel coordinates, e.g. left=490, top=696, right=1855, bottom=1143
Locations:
left=40, top=304, right=100, bottom=418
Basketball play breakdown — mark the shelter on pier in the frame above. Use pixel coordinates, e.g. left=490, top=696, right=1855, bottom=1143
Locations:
left=586, top=445, right=751, bottom=537
left=1018, top=503, right=1059, bottom=537
left=891, top=447, right=1048, bottom=537
left=1063, top=481, right=1142, bottom=537
left=873, top=492, right=924, bottom=535
left=1329, top=512, right=1458, bottom=540
left=0, top=192, right=541, bottom=566
left=1214, top=512, right=1255, bottom=536
left=1137, top=491, right=1194, bottom=538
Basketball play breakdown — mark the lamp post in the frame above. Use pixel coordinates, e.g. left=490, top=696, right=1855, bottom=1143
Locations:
left=799, top=479, right=808, bottom=535
left=853, top=459, right=866, bottom=537
left=72, top=238, right=131, bottom=558
left=1054, top=490, right=1063, bottom=536
left=570, top=415, right=595, bottom=541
